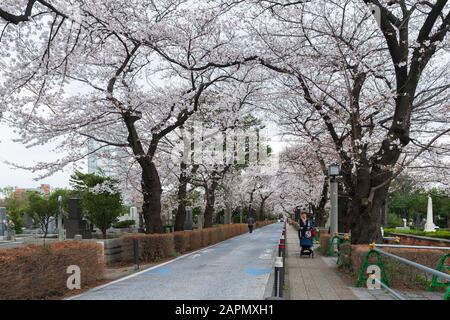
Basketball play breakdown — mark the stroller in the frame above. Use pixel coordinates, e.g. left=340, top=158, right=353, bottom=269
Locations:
left=298, top=218, right=315, bottom=258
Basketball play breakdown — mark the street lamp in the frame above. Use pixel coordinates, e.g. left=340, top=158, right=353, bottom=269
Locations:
left=328, top=163, right=340, bottom=235
left=328, top=163, right=340, bottom=177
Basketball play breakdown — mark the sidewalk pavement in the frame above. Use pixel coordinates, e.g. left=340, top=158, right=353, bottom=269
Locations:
left=285, top=224, right=358, bottom=300
left=284, top=224, right=445, bottom=300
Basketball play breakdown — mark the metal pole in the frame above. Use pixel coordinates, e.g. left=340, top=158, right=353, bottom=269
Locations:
left=274, top=257, right=284, bottom=298
left=374, top=248, right=450, bottom=282
left=330, top=177, right=338, bottom=235
left=133, top=238, right=140, bottom=270
left=375, top=244, right=450, bottom=250
left=373, top=278, right=406, bottom=300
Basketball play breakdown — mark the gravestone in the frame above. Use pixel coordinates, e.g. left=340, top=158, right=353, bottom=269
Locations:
left=22, top=213, right=34, bottom=229
left=0, top=207, right=6, bottom=237
left=184, top=208, right=193, bottom=230
left=138, top=211, right=145, bottom=232
left=65, top=198, right=92, bottom=239
left=197, top=214, right=204, bottom=230
left=130, top=207, right=139, bottom=229
left=47, top=216, right=57, bottom=234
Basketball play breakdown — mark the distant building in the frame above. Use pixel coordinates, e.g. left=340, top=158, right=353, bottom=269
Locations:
left=14, top=184, right=51, bottom=198
left=87, top=138, right=113, bottom=175
left=88, top=138, right=100, bottom=174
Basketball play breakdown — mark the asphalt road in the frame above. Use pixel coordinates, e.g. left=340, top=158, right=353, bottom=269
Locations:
left=71, top=222, right=283, bottom=300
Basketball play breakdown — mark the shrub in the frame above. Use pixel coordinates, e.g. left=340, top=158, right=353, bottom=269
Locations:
left=0, top=241, right=104, bottom=300
left=216, top=226, right=226, bottom=242
left=112, top=219, right=135, bottom=229
left=349, top=245, right=446, bottom=290
left=173, top=231, right=190, bottom=254
left=189, top=230, right=203, bottom=251
left=201, top=228, right=213, bottom=247
left=384, top=228, right=450, bottom=240
left=320, top=233, right=331, bottom=255
left=123, top=233, right=174, bottom=263
left=210, top=228, right=221, bottom=244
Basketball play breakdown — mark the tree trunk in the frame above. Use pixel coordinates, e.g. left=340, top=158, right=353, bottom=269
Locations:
left=349, top=166, right=391, bottom=244
left=338, top=194, right=351, bottom=233
left=204, top=188, right=215, bottom=228
left=258, top=199, right=266, bottom=221
left=174, top=162, right=188, bottom=231
left=313, top=179, right=329, bottom=227
left=141, top=161, right=163, bottom=234
left=224, top=186, right=232, bottom=224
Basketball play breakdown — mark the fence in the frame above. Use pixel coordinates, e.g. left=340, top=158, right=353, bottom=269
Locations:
left=356, top=244, right=450, bottom=300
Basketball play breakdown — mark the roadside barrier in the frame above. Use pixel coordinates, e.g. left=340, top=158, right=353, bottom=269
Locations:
left=273, top=257, right=284, bottom=298
left=356, top=243, right=450, bottom=300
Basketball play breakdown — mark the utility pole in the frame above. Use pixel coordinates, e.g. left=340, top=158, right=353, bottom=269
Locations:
left=328, top=163, right=340, bottom=235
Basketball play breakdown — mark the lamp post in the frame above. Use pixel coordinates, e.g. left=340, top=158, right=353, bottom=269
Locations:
left=328, top=163, right=340, bottom=235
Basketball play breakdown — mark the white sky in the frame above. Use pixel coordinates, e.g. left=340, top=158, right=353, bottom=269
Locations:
left=0, top=121, right=288, bottom=191
left=0, top=124, right=72, bottom=189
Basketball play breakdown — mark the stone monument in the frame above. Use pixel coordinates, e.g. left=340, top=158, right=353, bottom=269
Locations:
left=130, top=206, right=139, bottom=229
left=184, top=208, right=193, bottom=230
left=65, top=198, right=92, bottom=239
left=0, top=207, right=6, bottom=238
left=197, top=214, right=204, bottom=230
left=47, top=216, right=57, bottom=234
left=424, top=195, right=438, bottom=232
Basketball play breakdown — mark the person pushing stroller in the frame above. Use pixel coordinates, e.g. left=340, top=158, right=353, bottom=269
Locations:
left=298, top=210, right=315, bottom=258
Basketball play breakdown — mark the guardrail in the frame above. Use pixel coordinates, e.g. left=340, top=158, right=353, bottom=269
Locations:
left=373, top=247, right=450, bottom=283
left=270, top=223, right=287, bottom=299
left=374, top=244, right=450, bottom=251
left=357, top=243, right=450, bottom=300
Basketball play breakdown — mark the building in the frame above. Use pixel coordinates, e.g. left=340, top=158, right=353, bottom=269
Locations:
left=14, top=184, right=51, bottom=198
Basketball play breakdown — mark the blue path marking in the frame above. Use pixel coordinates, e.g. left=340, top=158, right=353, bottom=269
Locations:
left=145, top=266, right=172, bottom=275
left=245, top=268, right=272, bottom=276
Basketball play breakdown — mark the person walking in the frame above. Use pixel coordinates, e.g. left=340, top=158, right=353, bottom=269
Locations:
left=247, top=216, right=255, bottom=233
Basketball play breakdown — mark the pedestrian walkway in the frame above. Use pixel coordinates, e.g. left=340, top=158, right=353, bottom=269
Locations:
left=285, top=224, right=357, bottom=300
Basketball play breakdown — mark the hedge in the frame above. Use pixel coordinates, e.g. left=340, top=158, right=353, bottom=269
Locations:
left=384, top=228, right=450, bottom=240
left=339, top=244, right=446, bottom=290
left=0, top=242, right=104, bottom=300
left=122, top=233, right=175, bottom=262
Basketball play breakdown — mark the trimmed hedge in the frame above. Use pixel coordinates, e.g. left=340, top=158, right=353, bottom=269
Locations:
left=0, top=242, right=104, bottom=300
left=339, top=244, right=446, bottom=290
left=173, top=231, right=191, bottom=254
left=384, top=228, right=450, bottom=240
left=122, top=233, right=175, bottom=262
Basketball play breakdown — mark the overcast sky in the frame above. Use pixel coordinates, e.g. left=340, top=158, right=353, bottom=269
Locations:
left=0, top=121, right=288, bottom=191
left=0, top=124, right=73, bottom=189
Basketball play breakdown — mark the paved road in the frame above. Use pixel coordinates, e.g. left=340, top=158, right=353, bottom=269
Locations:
left=71, top=223, right=283, bottom=300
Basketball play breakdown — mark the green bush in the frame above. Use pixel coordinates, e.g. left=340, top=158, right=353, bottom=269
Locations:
left=384, top=228, right=450, bottom=239
left=113, top=220, right=135, bottom=229
left=387, top=213, right=404, bottom=228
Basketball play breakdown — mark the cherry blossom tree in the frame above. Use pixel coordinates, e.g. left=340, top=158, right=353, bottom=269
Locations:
left=246, top=0, right=450, bottom=243
left=0, top=0, right=259, bottom=233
